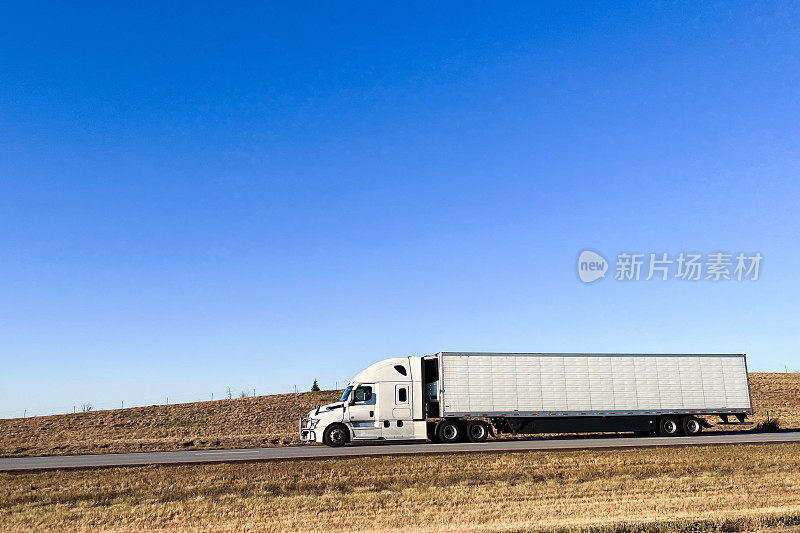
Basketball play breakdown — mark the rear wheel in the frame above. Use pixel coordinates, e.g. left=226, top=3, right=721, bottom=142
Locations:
left=323, top=424, right=349, bottom=447
left=436, top=420, right=461, bottom=443
left=427, top=422, right=441, bottom=443
left=466, top=421, right=489, bottom=443
left=682, top=416, right=703, bottom=436
left=659, top=416, right=681, bottom=437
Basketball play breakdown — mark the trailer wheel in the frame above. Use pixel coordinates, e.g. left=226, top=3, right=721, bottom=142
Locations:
left=323, top=424, right=349, bottom=447
left=682, top=416, right=703, bottom=436
left=658, top=416, right=681, bottom=437
left=436, top=420, right=461, bottom=443
left=466, top=421, right=489, bottom=443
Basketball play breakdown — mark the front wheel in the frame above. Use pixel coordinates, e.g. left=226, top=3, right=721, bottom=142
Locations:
left=323, top=424, right=349, bottom=447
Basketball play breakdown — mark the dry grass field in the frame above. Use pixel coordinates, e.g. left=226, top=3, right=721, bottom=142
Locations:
left=1, top=373, right=798, bottom=458
left=0, top=390, right=341, bottom=458
left=2, top=443, right=800, bottom=532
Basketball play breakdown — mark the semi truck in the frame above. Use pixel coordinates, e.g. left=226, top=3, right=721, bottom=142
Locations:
left=300, top=352, right=752, bottom=447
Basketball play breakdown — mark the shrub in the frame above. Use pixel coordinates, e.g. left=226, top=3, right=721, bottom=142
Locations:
left=754, top=418, right=781, bottom=432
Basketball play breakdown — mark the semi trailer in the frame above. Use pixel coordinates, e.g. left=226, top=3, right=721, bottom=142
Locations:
left=300, top=352, right=752, bottom=447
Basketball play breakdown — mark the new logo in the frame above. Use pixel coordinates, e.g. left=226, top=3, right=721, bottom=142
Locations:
left=578, top=250, right=608, bottom=283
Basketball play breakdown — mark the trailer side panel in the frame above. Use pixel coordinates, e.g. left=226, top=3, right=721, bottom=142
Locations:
left=439, top=353, right=751, bottom=418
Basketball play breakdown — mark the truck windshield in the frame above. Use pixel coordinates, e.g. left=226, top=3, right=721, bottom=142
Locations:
left=340, top=386, right=353, bottom=402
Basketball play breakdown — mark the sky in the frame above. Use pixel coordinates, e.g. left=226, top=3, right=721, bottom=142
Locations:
left=1, top=2, right=799, bottom=418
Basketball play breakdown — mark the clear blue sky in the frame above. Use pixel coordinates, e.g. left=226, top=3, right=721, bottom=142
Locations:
left=2, top=3, right=799, bottom=418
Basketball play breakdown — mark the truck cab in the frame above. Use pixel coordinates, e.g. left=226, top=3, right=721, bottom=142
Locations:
left=300, top=356, right=429, bottom=446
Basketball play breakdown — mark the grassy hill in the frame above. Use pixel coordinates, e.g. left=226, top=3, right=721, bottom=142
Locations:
left=1, top=373, right=798, bottom=458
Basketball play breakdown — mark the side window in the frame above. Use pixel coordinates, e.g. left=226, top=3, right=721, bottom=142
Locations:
left=354, top=386, right=372, bottom=402
left=396, top=386, right=408, bottom=404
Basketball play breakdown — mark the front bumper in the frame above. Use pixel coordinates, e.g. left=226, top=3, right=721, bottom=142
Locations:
left=299, top=416, right=318, bottom=443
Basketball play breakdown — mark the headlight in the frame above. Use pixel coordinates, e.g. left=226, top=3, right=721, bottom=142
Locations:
left=308, top=418, right=320, bottom=429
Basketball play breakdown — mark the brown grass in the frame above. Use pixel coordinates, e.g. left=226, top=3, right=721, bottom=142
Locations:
left=0, top=390, right=340, bottom=458
left=1, top=373, right=798, bottom=458
left=2, top=444, right=800, bottom=532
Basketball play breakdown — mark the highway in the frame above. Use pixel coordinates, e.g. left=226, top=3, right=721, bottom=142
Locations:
left=2, top=431, right=799, bottom=472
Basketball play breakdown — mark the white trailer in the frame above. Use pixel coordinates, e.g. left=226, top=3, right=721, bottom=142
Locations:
left=300, top=352, right=752, bottom=447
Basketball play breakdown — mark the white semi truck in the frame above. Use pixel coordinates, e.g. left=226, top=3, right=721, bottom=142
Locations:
left=300, top=352, right=753, bottom=447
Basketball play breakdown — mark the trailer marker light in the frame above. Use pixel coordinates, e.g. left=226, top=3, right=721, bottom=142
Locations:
left=580, top=413, right=586, bottom=415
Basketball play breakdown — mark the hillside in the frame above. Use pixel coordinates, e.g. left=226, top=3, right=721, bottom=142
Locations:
left=1, top=372, right=798, bottom=458
left=0, top=390, right=341, bottom=458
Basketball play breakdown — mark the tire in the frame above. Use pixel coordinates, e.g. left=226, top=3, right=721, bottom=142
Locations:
left=436, top=420, right=461, bottom=443
left=323, top=424, right=349, bottom=447
left=427, top=422, right=441, bottom=443
left=466, top=421, right=489, bottom=443
left=682, top=416, right=703, bottom=436
left=658, top=416, right=681, bottom=437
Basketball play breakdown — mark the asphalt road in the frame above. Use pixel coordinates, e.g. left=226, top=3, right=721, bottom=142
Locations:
left=2, top=431, right=799, bottom=472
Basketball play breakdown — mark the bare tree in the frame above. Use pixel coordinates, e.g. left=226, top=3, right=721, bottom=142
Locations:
left=239, top=390, right=249, bottom=398
left=81, top=402, right=94, bottom=412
